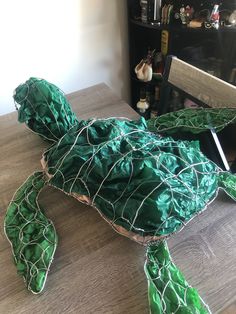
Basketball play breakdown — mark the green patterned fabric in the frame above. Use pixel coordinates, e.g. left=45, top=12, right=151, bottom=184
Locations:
left=5, top=78, right=236, bottom=312
left=219, top=172, right=236, bottom=201
left=145, top=241, right=210, bottom=314
left=4, top=172, right=57, bottom=294
left=14, top=77, right=78, bottom=142
left=147, top=108, right=236, bottom=135
left=43, top=117, right=219, bottom=238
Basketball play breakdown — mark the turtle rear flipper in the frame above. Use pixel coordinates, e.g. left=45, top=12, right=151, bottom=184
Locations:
left=14, top=78, right=79, bottom=143
left=219, top=172, right=236, bottom=201
left=4, top=171, right=58, bottom=294
left=145, top=241, right=211, bottom=314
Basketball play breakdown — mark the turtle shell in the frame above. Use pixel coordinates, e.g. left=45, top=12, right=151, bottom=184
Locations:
left=42, top=117, right=220, bottom=244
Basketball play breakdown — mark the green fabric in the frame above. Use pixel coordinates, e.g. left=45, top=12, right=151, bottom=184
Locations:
left=219, top=171, right=236, bottom=201
left=44, top=117, right=219, bottom=237
left=4, top=172, right=58, bottom=294
left=145, top=241, right=210, bottom=314
left=14, top=77, right=78, bottom=142
left=147, top=108, right=236, bottom=134
left=8, top=78, right=236, bottom=311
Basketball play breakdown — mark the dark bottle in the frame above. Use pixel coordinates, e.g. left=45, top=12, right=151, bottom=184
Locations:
left=154, top=0, right=162, bottom=22
left=146, top=85, right=153, bottom=106
left=136, top=87, right=150, bottom=119
left=150, top=85, right=160, bottom=118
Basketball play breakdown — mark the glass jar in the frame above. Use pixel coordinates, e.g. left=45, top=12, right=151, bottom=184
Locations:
left=140, top=0, right=148, bottom=23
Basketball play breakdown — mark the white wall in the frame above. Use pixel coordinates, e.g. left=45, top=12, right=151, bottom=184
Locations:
left=0, top=0, right=130, bottom=115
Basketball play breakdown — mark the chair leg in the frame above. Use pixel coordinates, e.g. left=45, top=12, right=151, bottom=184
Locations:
left=159, top=83, right=172, bottom=114
left=210, top=129, right=230, bottom=171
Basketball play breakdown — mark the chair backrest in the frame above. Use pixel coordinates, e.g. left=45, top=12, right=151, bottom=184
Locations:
left=164, top=56, right=236, bottom=109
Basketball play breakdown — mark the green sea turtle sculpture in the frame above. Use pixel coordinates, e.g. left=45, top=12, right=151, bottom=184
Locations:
left=4, top=77, right=236, bottom=313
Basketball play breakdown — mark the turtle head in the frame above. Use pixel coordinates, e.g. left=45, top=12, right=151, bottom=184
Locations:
left=14, top=77, right=79, bottom=143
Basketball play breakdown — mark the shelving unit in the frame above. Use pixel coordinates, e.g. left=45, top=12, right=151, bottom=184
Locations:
left=127, top=1, right=236, bottom=110
left=127, top=0, right=236, bottom=170
left=131, top=18, right=236, bottom=32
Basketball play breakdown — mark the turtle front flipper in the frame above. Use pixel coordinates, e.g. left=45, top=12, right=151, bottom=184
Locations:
left=4, top=171, right=58, bottom=294
left=144, top=241, right=211, bottom=314
left=147, top=108, right=236, bottom=135
left=14, top=78, right=79, bottom=143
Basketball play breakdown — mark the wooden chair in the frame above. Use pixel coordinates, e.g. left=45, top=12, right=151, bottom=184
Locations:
left=160, top=56, right=236, bottom=171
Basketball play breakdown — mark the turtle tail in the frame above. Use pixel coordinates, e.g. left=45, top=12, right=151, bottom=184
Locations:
left=14, top=77, right=79, bottom=143
left=144, top=241, right=211, bottom=314
left=4, top=171, right=58, bottom=294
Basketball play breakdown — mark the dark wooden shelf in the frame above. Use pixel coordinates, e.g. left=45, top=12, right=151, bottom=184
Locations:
left=131, top=75, right=163, bottom=86
left=130, top=18, right=163, bottom=30
left=131, top=18, right=236, bottom=33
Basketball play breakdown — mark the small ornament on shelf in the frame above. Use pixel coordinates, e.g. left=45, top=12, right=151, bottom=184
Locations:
left=135, top=59, right=153, bottom=82
left=174, top=4, right=194, bottom=26
left=135, top=49, right=163, bottom=82
left=204, top=4, right=220, bottom=29
left=134, top=49, right=155, bottom=82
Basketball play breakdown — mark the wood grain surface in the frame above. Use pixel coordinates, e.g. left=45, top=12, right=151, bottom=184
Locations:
left=0, top=83, right=236, bottom=314
left=168, top=57, right=236, bottom=108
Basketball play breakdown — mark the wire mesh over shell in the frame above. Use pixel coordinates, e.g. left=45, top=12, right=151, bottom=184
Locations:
left=42, top=116, right=220, bottom=243
left=5, top=77, right=236, bottom=313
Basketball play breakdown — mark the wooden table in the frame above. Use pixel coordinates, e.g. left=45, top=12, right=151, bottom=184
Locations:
left=0, top=83, right=236, bottom=314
